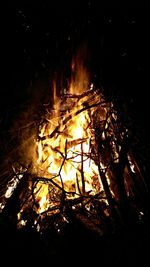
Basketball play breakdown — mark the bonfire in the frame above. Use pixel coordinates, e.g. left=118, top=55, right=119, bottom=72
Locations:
left=0, top=55, right=148, bottom=235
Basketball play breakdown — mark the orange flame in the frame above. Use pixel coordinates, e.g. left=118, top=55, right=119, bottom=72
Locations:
left=31, top=60, right=106, bottom=213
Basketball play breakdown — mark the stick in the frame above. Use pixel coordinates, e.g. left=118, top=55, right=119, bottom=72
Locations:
left=81, top=141, right=85, bottom=194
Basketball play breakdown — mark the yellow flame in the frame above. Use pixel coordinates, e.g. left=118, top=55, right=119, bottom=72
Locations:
left=32, top=61, right=104, bottom=212
left=27, top=59, right=121, bottom=214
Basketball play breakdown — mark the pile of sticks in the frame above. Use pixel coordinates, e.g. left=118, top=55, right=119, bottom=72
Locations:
left=1, top=88, right=148, bottom=235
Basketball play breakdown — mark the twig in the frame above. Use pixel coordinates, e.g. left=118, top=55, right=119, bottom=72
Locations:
left=81, top=141, right=85, bottom=194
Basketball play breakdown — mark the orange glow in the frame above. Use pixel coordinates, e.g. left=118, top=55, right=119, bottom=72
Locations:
left=28, top=60, right=116, bottom=215
left=13, top=57, right=143, bottom=228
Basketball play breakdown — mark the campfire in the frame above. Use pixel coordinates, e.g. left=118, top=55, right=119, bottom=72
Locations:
left=0, top=55, right=148, bottom=235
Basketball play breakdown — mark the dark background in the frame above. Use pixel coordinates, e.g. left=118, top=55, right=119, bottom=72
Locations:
left=1, top=4, right=150, bottom=126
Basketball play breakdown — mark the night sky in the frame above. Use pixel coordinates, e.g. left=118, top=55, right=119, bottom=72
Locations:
left=1, top=4, right=150, bottom=138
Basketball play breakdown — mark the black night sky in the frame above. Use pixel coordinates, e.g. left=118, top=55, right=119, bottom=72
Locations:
left=1, top=4, right=150, bottom=122
left=0, top=3, right=150, bottom=265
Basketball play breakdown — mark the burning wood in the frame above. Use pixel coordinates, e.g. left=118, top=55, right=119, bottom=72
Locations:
left=0, top=59, right=148, bottom=235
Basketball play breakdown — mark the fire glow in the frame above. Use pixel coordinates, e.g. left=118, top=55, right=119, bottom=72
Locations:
left=31, top=67, right=115, bottom=212
left=1, top=57, right=146, bottom=233
left=17, top=61, right=118, bottom=225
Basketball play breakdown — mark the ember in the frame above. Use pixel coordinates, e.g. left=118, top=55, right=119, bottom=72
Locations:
left=0, top=56, right=148, bottom=235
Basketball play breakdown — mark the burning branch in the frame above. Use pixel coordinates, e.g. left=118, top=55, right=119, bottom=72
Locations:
left=81, top=141, right=85, bottom=194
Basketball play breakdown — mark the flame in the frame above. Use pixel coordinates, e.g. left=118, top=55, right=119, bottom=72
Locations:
left=31, top=60, right=107, bottom=214
left=11, top=56, right=145, bottom=228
